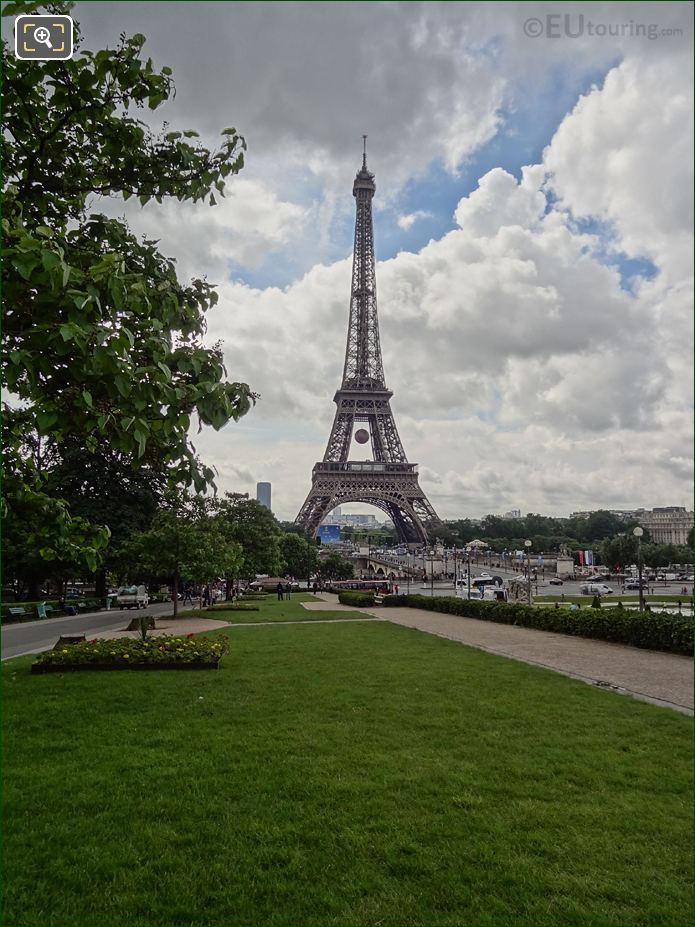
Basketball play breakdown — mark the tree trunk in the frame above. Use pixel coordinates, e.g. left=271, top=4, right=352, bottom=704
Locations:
left=173, top=568, right=179, bottom=618
left=225, top=577, right=233, bottom=601
left=95, top=568, right=107, bottom=599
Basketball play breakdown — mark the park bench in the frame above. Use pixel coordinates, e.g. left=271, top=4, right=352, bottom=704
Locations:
left=8, top=607, right=27, bottom=619
left=35, top=603, right=58, bottom=619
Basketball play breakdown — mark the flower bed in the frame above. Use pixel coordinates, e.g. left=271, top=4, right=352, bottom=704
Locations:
left=31, top=634, right=230, bottom=674
left=382, top=595, right=693, bottom=655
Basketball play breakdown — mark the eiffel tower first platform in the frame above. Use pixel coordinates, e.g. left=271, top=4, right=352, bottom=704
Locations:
left=295, top=140, right=442, bottom=543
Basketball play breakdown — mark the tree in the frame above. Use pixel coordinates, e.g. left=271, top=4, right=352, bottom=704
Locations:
left=600, top=535, right=638, bottom=571
left=207, top=494, right=284, bottom=584
left=318, top=553, right=354, bottom=581
left=41, top=441, right=167, bottom=595
left=120, top=501, right=243, bottom=617
left=2, top=1, right=253, bottom=568
left=281, top=533, right=318, bottom=585
left=585, top=511, right=625, bottom=541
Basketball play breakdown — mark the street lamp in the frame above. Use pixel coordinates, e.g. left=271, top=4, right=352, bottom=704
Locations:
left=466, top=545, right=472, bottom=600
left=633, top=526, right=645, bottom=613
left=524, top=540, right=532, bottom=604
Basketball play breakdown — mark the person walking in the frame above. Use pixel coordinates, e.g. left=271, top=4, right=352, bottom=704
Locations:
left=285, top=582, right=292, bottom=600
left=276, top=582, right=284, bottom=601
left=202, top=585, right=210, bottom=607
left=182, top=586, right=194, bottom=606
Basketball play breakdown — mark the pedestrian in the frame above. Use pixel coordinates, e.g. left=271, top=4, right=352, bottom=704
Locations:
left=202, top=584, right=210, bottom=607
left=312, top=581, right=318, bottom=594
left=183, top=586, right=194, bottom=606
left=394, top=584, right=399, bottom=594
left=285, top=582, right=292, bottom=600
left=276, top=582, right=284, bottom=601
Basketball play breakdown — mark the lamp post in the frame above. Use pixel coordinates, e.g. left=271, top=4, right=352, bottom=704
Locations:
left=406, top=550, right=410, bottom=596
left=430, top=549, right=434, bottom=597
left=467, top=545, right=472, bottom=600
left=633, top=526, right=645, bottom=613
left=524, top=540, right=532, bottom=604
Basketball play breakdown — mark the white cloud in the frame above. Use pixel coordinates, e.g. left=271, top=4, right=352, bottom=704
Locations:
left=71, top=3, right=693, bottom=522
left=197, top=50, right=693, bottom=521
left=109, top=178, right=308, bottom=282
left=544, top=55, right=694, bottom=282
left=397, top=210, right=433, bottom=231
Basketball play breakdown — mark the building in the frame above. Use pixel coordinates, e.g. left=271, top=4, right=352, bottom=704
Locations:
left=569, top=509, right=645, bottom=520
left=639, top=507, right=693, bottom=546
left=256, top=482, right=271, bottom=510
left=503, top=509, right=522, bottom=519
left=320, top=512, right=380, bottom=527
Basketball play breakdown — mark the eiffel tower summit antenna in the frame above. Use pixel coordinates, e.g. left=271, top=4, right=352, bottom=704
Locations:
left=294, top=142, right=442, bottom=543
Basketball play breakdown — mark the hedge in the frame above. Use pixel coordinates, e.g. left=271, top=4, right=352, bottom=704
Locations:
left=338, top=591, right=375, bottom=607
left=381, top=594, right=693, bottom=655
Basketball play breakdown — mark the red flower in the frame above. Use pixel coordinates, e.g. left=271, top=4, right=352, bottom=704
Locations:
left=187, top=632, right=195, bottom=638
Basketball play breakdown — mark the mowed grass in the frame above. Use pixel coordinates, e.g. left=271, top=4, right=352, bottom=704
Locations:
left=197, top=591, right=373, bottom=624
left=3, top=621, right=692, bottom=926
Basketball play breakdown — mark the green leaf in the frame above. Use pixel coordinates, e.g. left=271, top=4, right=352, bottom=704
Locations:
left=82, top=390, right=93, bottom=408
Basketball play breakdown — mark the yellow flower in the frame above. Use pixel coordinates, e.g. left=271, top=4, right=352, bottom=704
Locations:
left=123, top=654, right=130, bottom=659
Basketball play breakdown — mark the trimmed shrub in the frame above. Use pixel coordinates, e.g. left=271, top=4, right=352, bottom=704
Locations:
left=338, top=591, right=375, bottom=607
left=381, top=594, right=693, bottom=655
left=591, top=595, right=602, bottom=609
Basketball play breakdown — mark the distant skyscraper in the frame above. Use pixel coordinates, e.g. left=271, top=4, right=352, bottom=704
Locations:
left=332, top=505, right=342, bottom=518
left=256, top=482, right=271, bottom=510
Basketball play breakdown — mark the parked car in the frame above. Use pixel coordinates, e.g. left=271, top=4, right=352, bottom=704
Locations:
left=624, top=580, right=648, bottom=591
left=548, top=578, right=564, bottom=586
left=580, top=583, right=614, bottom=596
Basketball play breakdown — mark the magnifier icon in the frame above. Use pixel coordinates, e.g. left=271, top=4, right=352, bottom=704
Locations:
left=34, top=25, right=53, bottom=48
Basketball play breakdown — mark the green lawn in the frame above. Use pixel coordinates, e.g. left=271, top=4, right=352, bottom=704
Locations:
left=187, top=592, right=372, bottom=624
left=3, top=620, right=692, bottom=926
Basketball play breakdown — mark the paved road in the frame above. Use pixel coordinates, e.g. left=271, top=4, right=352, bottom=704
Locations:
left=1, top=602, right=196, bottom=660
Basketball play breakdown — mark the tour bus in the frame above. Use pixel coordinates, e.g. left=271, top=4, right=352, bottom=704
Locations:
left=455, top=574, right=507, bottom=601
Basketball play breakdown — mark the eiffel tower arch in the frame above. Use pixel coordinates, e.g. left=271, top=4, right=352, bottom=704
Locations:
left=295, top=139, right=441, bottom=543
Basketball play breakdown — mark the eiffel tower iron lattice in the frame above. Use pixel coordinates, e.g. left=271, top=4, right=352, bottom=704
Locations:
left=295, top=140, right=442, bottom=543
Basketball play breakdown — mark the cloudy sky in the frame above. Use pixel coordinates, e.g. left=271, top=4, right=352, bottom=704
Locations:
left=77, top=1, right=693, bottom=521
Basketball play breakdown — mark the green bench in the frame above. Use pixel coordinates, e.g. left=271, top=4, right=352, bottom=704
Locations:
left=8, top=607, right=27, bottom=620
left=35, top=602, right=57, bottom=619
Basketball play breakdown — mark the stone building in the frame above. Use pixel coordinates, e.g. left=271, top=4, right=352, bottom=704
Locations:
left=639, top=507, right=693, bottom=546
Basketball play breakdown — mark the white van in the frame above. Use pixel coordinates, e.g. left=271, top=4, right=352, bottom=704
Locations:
left=580, top=583, right=614, bottom=596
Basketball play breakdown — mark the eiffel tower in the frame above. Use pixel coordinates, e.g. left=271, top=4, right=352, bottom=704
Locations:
left=295, top=139, right=441, bottom=543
